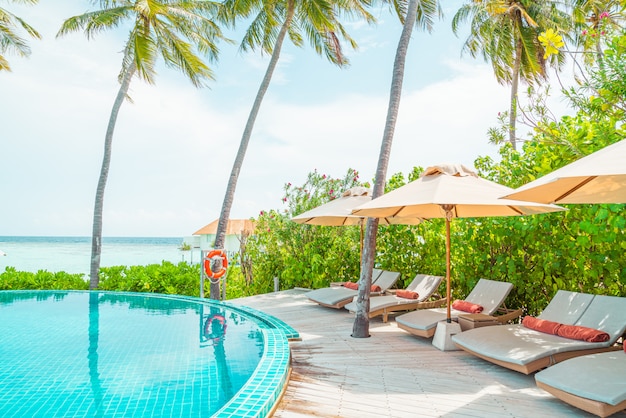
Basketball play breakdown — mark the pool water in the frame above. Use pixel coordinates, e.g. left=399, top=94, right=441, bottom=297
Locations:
left=0, top=291, right=271, bottom=417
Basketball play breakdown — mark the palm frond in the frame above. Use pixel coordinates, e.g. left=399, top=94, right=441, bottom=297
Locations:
left=57, top=7, right=132, bottom=39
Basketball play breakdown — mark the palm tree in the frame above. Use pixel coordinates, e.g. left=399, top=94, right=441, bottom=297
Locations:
left=0, top=0, right=41, bottom=71
left=452, top=1, right=571, bottom=150
left=57, top=0, right=227, bottom=289
left=209, top=0, right=376, bottom=299
left=352, top=0, right=442, bottom=338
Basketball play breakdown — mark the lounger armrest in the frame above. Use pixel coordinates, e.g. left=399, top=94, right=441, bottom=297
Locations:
left=425, top=297, right=448, bottom=309
left=493, top=307, right=523, bottom=324
left=330, top=282, right=345, bottom=287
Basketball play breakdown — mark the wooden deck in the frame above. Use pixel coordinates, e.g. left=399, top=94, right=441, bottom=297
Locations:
left=232, top=289, right=626, bottom=418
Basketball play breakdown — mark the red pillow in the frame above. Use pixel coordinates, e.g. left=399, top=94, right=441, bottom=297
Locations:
left=343, top=282, right=381, bottom=292
left=556, top=324, right=610, bottom=342
left=452, top=299, right=484, bottom=313
left=521, top=316, right=610, bottom=342
left=396, top=289, right=419, bottom=299
left=522, top=316, right=562, bottom=335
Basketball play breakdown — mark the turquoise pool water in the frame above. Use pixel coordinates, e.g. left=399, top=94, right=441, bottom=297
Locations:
left=0, top=291, right=296, bottom=417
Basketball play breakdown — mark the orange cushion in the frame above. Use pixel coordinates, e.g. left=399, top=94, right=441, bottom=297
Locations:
left=522, top=316, right=562, bottom=335
left=522, top=316, right=610, bottom=342
left=396, top=289, right=419, bottom=299
left=343, top=282, right=381, bottom=292
left=556, top=324, right=610, bottom=342
left=452, top=299, right=484, bottom=313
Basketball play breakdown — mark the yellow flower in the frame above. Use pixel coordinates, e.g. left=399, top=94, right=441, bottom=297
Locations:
left=538, top=29, right=565, bottom=59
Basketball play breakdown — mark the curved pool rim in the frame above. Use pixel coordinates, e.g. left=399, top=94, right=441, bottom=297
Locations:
left=0, top=290, right=299, bottom=418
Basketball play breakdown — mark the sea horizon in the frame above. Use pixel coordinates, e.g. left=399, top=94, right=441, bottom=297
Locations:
left=0, top=236, right=200, bottom=276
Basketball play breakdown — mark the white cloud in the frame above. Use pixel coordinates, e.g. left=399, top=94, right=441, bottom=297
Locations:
left=0, top=1, right=577, bottom=237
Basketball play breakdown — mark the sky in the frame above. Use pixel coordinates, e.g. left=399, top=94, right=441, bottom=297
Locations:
left=1, top=1, right=575, bottom=238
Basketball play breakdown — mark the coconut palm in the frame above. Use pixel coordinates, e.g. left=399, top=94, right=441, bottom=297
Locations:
left=452, top=1, right=571, bottom=150
left=209, top=0, right=376, bottom=299
left=57, top=0, right=227, bottom=289
left=352, top=0, right=442, bottom=338
left=0, top=0, right=41, bottom=71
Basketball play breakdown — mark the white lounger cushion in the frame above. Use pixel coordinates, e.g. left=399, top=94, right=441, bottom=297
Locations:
left=535, top=351, right=626, bottom=406
left=344, top=274, right=443, bottom=313
left=536, top=290, right=594, bottom=323
left=396, top=308, right=462, bottom=332
left=306, top=269, right=400, bottom=308
left=575, top=294, right=626, bottom=342
left=395, top=278, right=513, bottom=333
left=452, top=292, right=626, bottom=367
left=450, top=324, right=612, bottom=366
left=306, top=287, right=361, bottom=307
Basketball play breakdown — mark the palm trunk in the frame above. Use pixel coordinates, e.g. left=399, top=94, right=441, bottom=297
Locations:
left=89, top=65, right=135, bottom=289
left=209, top=1, right=296, bottom=299
left=352, top=0, right=418, bottom=338
left=509, top=24, right=523, bottom=150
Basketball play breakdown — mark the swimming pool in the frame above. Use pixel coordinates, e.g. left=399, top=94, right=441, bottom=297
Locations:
left=0, top=291, right=297, bottom=417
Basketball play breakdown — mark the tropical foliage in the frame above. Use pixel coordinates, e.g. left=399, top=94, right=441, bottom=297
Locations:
left=0, top=0, right=40, bottom=71
left=452, top=0, right=572, bottom=149
left=243, top=169, right=365, bottom=295
left=0, top=267, right=89, bottom=290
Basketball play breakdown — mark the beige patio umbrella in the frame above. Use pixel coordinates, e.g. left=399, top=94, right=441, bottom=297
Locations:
left=503, top=140, right=626, bottom=204
left=352, top=164, right=565, bottom=322
left=292, top=186, right=423, bottom=254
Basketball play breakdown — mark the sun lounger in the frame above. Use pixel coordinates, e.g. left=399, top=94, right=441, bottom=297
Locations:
left=305, top=269, right=400, bottom=309
left=451, top=290, right=626, bottom=375
left=343, top=274, right=445, bottom=322
left=395, top=278, right=516, bottom=338
left=534, top=350, right=626, bottom=417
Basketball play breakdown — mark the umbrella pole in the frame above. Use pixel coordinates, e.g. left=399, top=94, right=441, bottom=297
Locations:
left=445, top=216, right=451, bottom=323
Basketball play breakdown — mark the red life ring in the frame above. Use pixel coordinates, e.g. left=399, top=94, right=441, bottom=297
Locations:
left=204, top=249, right=228, bottom=279
left=204, top=313, right=227, bottom=343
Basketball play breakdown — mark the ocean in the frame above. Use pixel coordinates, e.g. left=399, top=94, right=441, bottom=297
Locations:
left=0, top=236, right=200, bottom=276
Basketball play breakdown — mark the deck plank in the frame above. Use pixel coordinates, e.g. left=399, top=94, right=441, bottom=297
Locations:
left=232, top=289, right=625, bottom=418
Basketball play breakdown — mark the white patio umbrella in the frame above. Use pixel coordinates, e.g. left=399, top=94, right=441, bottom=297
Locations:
left=352, top=164, right=565, bottom=322
left=292, top=186, right=423, bottom=226
left=503, top=140, right=626, bottom=204
left=292, top=186, right=423, bottom=254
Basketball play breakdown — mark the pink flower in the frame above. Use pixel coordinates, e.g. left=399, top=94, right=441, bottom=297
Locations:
left=283, top=197, right=287, bottom=202
left=329, top=189, right=334, bottom=194
left=260, top=210, right=264, bottom=216
left=322, top=174, right=326, bottom=179
left=599, top=11, right=609, bottom=19
left=582, top=29, right=588, bottom=36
